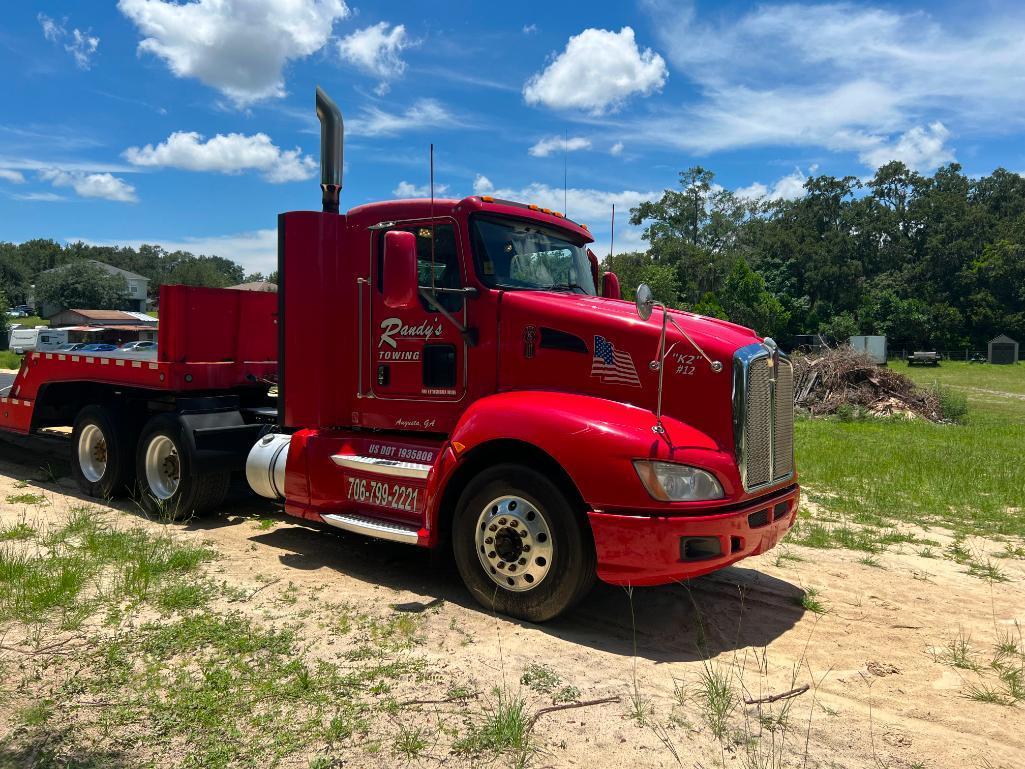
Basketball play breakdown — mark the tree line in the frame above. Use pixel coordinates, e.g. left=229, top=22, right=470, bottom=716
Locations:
left=610, top=162, right=1025, bottom=350
left=0, top=239, right=273, bottom=312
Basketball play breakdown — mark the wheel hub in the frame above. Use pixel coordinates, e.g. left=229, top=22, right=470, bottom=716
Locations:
left=77, top=423, right=108, bottom=483
left=144, top=435, right=181, bottom=500
left=475, top=495, right=554, bottom=592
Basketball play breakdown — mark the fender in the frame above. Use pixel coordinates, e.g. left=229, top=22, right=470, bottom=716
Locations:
left=432, top=390, right=743, bottom=522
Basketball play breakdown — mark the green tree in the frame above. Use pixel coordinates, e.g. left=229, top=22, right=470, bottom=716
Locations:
left=35, top=262, right=129, bottom=313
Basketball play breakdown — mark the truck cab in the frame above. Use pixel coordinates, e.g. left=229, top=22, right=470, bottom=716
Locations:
left=243, top=90, right=799, bottom=621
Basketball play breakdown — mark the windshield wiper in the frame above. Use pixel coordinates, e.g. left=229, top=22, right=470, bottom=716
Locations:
left=545, top=282, right=588, bottom=294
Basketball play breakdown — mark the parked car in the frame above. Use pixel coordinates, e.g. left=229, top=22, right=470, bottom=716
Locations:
left=79, top=344, right=118, bottom=353
left=118, top=340, right=157, bottom=351
left=5, top=309, right=27, bottom=318
left=55, top=343, right=89, bottom=352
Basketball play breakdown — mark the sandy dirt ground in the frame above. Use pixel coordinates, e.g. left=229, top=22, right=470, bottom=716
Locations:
left=0, top=444, right=1023, bottom=769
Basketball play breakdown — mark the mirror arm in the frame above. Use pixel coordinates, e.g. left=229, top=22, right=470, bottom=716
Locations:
left=418, top=287, right=478, bottom=347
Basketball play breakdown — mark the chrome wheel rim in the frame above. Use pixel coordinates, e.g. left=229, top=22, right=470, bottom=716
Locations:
left=475, top=495, right=554, bottom=592
left=144, top=435, right=180, bottom=500
left=78, top=424, right=107, bottom=483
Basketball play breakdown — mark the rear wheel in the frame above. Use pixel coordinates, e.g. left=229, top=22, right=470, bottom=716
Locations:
left=135, top=414, right=229, bottom=520
left=71, top=405, right=130, bottom=499
left=452, top=464, right=595, bottom=622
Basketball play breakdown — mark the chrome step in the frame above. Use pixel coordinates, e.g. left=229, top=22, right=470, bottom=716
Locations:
left=321, top=513, right=420, bottom=544
left=331, top=454, right=431, bottom=479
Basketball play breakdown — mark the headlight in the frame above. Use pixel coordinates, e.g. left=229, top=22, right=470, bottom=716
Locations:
left=633, top=461, right=724, bottom=502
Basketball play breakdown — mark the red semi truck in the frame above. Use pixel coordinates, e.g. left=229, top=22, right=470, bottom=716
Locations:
left=0, top=89, right=798, bottom=621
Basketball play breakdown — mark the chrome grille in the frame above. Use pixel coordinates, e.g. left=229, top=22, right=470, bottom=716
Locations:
left=744, top=359, right=773, bottom=487
left=733, top=343, right=796, bottom=491
left=774, top=360, right=795, bottom=479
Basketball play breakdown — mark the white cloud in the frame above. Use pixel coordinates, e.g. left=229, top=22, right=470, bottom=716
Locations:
left=79, top=229, right=278, bottom=274
left=610, top=141, right=624, bottom=156
left=338, top=22, right=411, bottom=93
left=39, top=169, right=137, bottom=203
left=348, top=99, right=459, bottom=136
left=472, top=174, right=660, bottom=224
left=0, top=169, right=26, bottom=184
left=117, top=0, right=348, bottom=105
left=392, top=181, right=450, bottom=198
left=522, top=24, right=538, bottom=35
left=528, top=136, right=591, bottom=158
left=124, top=131, right=316, bottom=182
left=858, top=122, right=954, bottom=171
left=523, top=27, right=667, bottom=114
left=13, top=192, right=66, bottom=202
left=736, top=169, right=808, bottom=201
left=38, top=13, right=99, bottom=69
left=639, top=1, right=1025, bottom=165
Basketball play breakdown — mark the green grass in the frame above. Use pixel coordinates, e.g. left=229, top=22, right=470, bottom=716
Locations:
left=695, top=661, right=737, bottom=742
left=454, top=689, right=531, bottom=761
left=0, top=510, right=215, bottom=623
left=0, top=350, right=22, bottom=369
left=5, top=492, right=46, bottom=505
left=796, top=361, right=1025, bottom=538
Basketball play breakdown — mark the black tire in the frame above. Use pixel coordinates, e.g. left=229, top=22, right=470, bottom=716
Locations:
left=135, top=414, right=229, bottom=521
left=71, top=405, right=131, bottom=499
left=452, top=464, right=596, bottom=622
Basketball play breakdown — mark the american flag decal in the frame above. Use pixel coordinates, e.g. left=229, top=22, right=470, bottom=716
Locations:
left=591, top=336, right=641, bottom=387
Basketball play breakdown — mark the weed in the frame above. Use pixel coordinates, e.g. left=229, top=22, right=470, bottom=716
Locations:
left=994, top=541, right=1025, bottom=559
left=255, top=518, right=277, bottom=530
left=5, top=492, right=46, bottom=505
left=18, top=700, right=52, bottom=727
left=393, top=723, right=430, bottom=760
left=967, top=559, right=1007, bottom=582
left=964, top=682, right=1013, bottom=705
left=939, top=630, right=979, bottom=671
left=520, top=663, right=561, bottom=694
left=553, top=685, right=580, bottom=704
left=454, top=689, right=530, bottom=761
left=696, top=661, right=737, bottom=741
left=947, top=539, right=972, bottom=564
left=917, top=547, right=936, bottom=559
left=795, top=587, right=827, bottom=615
left=0, top=522, right=35, bottom=541
left=155, top=580, right=214, bottom=613
left=857, top=555, right=883, bottom=568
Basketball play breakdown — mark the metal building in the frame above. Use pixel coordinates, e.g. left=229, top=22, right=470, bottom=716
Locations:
left=988, top=334, right=1019, bottom=364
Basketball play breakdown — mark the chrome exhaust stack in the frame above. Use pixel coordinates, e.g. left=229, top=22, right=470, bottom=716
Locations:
left=316, top=86, right=343, bottom=214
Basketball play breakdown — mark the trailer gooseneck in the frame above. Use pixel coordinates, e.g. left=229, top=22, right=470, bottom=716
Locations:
left=0, top=88, right=798, bottom=621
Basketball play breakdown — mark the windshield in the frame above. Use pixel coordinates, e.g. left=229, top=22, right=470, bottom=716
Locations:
left=471, top=215, right=596, bottom=295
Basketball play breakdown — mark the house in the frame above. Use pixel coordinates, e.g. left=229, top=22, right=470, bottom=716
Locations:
left=47, top=309, right=158, bottom=346
left=39, top=260, right=150, bottom=316
left=988, top=334, right=1019, bottom=364
left=227, top=281, right=277, bottom=292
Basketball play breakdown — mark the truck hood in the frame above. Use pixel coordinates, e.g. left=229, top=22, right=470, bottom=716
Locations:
left=496, top=291, right=762, bottom=452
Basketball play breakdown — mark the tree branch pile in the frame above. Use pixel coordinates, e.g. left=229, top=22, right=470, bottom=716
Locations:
left=792, top=347, right=943, bottom=421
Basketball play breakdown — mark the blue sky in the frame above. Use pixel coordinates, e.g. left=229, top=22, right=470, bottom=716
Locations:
left=2, top=0, right=1025, bottom=275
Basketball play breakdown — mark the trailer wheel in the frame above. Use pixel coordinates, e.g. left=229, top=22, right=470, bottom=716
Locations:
left=452, top=464, right=596, bottom=622
left=135, top=415, right=229, bottom=521
left=71, top=405, right=129, bottom=499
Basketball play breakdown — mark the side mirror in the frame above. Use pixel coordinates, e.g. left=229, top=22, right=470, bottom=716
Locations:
left=635, top=283, right=654, bottom=320
left=602, top=271, right=621, bottom=300
left=383, top=230, right=418, bottom=309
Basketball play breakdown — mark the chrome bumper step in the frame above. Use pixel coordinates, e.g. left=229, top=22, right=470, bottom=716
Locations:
left=321, top=513, right=420, bottom=544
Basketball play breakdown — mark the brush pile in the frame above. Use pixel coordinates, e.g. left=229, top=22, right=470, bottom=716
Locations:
left=792, top=346, right=943, bottom=421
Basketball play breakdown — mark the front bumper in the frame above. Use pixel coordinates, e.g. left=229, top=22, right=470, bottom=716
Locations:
left=588, top=484, right=800, bottom=586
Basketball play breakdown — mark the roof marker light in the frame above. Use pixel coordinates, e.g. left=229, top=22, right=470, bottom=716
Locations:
left=528, top=204, right=540, bottom=211
left=481, top=195, right=495, bottom=202
left=553, top=211, right=564, bottom=218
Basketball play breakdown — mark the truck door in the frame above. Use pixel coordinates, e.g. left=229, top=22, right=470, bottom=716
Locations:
left=368, top=219, right=468, bottom=404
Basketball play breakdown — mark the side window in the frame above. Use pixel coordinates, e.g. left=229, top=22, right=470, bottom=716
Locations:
left=379, top=222, right=463, bottom=312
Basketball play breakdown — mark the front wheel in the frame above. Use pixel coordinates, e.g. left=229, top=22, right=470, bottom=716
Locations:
left=452, top=464, right=595, bottom=622
left=135, top=415, right=229, bottom=520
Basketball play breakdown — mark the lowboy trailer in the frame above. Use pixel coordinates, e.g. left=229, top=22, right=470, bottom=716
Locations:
left=0, top=88, right=799, bottom=621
